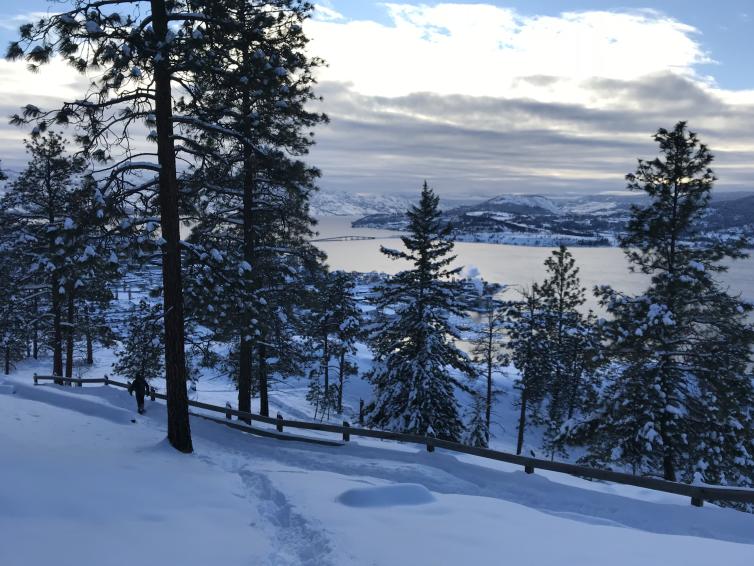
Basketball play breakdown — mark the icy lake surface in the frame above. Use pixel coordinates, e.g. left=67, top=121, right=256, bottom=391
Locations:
left=315, top=216, right=754, bottom=311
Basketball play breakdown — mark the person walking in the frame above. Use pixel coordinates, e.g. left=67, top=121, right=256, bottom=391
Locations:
left=128, top=374, right=149, bottom=414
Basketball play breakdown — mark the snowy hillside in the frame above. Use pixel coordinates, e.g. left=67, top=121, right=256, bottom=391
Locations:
left=309, top=191, right=414, bottom=216
left=483, top=194, right=562, bottom=215
left=3, top=365, right=754, bottom=566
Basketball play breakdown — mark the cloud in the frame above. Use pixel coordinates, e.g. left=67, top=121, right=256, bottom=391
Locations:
left=0, top=4, right=753, bottom=196
left=313, top=4, right=345, bottom=22
left=306, top=4, right=712, bottom=100
left=310, top=77, right=754, bottom=195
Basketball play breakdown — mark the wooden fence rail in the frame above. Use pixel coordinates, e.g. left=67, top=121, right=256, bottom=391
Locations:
left=32, top=374, right=754, bottom=508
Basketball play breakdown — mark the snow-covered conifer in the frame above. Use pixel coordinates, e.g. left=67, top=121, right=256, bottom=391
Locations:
left=469, top=281, right=505, bottom=441
left=113, top=301, right=164, bottom=384
left=574, top=122, right=754, bottom=485
left=367, top=182, right=473, bottom=441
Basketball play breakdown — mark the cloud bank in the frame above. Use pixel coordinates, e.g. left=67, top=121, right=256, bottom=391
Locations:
left=1, top=3, right=753, bottom=196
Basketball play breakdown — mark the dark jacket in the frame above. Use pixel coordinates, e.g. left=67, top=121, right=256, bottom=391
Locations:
left=128, top=375, right=149, bottom=398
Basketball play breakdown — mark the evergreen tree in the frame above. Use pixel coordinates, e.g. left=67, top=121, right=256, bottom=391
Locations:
left=7, top=0, right=234, bottom=452
left=307, top=270, right=362, bottom=419
left=0, top=222, right=27, bottom=375
left=536, top=246, right=597, bottom=457
left=113, top=300, right=164, bottom=383
left=179, top=0, right=327, bottom=419
left=469, top=281, right=505, bottom=441
left=506, top=286, right=550, bottom=455
left=464, top=390, right=490, bottom=448
left=576, top=122, right=754, bottom=484
left=0, top=133, right=87, bottom=380
left=367, top=182, right=473, bottom=441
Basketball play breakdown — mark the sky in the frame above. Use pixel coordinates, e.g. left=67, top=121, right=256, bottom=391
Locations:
left=1, top=1, right=753, bottom=196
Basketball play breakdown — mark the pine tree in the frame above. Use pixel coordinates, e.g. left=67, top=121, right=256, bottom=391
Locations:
left=0, top=226, right=27, bottom=375
left=469, top=282, right=505, bottom=441
left=367, top=182, right=473, bottom=441
left=0, top=164, right=26, bottom=374
left=577, top=122, right=754, bottom=484
left=506, top=286, right=550, bottom=455
left=7, top=0, right=229, bottom=452
left=179, top=0, right=327, bottom=419
left=536, top=246, right=597, bottom=457
left=307, top=270, right=362, bottom=419
left=0, top=133, right=87, bottom=380
left=464, top=390, right=490, bottom=448
left=113, top=300, right=164, bottom=383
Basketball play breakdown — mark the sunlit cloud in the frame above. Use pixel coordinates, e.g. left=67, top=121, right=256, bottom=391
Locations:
left=0, top=3, right=753, bottom=195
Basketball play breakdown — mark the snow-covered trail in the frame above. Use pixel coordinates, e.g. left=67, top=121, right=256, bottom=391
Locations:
left=3, top=377, right=754, bottom=565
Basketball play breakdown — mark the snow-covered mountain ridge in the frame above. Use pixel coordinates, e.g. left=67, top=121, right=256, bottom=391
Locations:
left=310, top=191, right=414, bottom=216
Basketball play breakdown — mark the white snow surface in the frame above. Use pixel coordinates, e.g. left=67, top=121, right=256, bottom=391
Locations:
left=2, top=362, right=754, bottom=565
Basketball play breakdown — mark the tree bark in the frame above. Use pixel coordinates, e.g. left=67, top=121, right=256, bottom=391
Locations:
left=86, top=331, right=93, bottom=365
left=237, top=12, right=256, bottom=426
left=51, top=274, right=63, bottom=381
left=65, top=287, right=75, bottom=379
left=516, top=386, right=528, bottom=456
left=238, top=337, right=252, bottom=423
left=151, top=0, right=192, bottom=453
left=258, top=343, right=269, bottom=417
left=4, top=346, right=9, bottom=375
left=486, top=356, right=492, bottom=436
left=338, top=351, right=345, bottom=414
left=323, top=336, right=329, bottom=396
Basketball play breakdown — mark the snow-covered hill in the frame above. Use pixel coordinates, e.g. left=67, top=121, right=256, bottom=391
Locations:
left=310, top=191, right=414, bottom=216
left=3, top=365, right=754, bottom=566
left=482, top=194, right=561, bottom=215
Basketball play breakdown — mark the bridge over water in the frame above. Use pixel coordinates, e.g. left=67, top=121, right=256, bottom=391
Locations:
left=310, top=235, right=377, bottom=242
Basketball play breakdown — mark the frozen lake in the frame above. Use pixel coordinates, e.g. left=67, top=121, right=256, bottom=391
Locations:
left=314, top=216, right=754, bottom=310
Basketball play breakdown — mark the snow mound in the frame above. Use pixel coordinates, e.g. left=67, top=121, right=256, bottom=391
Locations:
left=336, top=483, right=435, bottom=508
left=0, top=380, right=15, bottom=395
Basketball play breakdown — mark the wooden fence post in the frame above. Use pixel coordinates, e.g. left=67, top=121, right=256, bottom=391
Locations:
left=225, top=402, right=232, bottom=420
left=342, top=421, right=350, bottom=442
left=426, top=426, right=435, bottom=453
left=150, top=387, right=156, bottom=401
left=691, top=496, right=704, bottom=508
left=77, top=378, right=83, bottom=387
left=33, top=373, right=38, bottom=385
left=276, top=413, right=284, bottom=433
left=525, top=464, right=535, bottom=474
left=104, top=374, right=109, bottom=386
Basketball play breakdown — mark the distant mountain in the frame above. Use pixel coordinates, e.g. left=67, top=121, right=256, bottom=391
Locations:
left=477, top=194, right=562, bottom=215
left=352, top=191, right=754, bottom=248
left=706, top=195, right=754, bottom=230
left=310, top=191, right=414, bottom=216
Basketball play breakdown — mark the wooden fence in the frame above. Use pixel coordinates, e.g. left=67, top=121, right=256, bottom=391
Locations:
left=32, top=374, right=754, bottom=509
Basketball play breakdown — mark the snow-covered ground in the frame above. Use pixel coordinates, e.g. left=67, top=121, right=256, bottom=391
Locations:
left=3, top=359, right=754, bottom=566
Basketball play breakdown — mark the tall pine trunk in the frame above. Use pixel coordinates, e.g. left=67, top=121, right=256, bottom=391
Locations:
left=258, top=343, right=269, bottom=417
left=516, top=386, right=528, bottom=456
left=51, top=274, right=63, bottom=381
left=238, top=338, right=252, bottom=423
left=338, top=351, right=345, bottom=414
left=4, top=345, right=9, bottom=375
left=323, top=335, right=329, bottom=397
left=85, top=331, right=93, bottom=365
left=151, top=0, right=192, bottom=453
left=486, top=357, right=493, bottom=436
left=32, top=295, right=39, bottom=359
left=65, top=287, right=75, bottom=379
left=84, top=305, right=93, bottom=365
left=236, top=17, right=256, bottom=424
